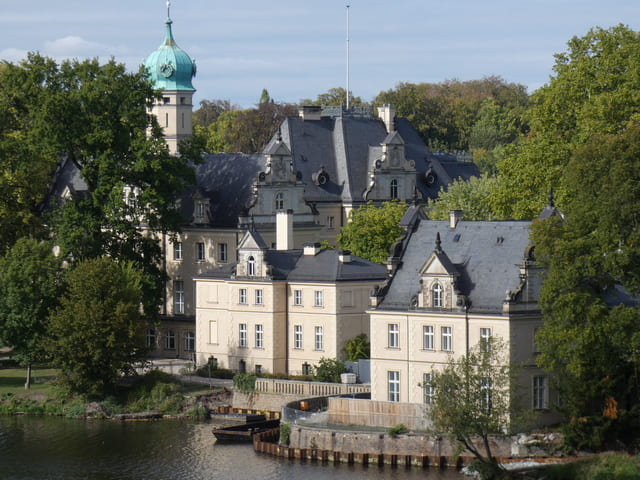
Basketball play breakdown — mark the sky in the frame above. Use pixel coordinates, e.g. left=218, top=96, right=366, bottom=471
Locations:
left=2, top=1, right=640, bottom=108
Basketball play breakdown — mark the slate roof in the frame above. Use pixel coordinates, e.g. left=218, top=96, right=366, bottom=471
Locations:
left=379, top=219, right=533, bottom=314
left=199, top=248, right=388, bottom=283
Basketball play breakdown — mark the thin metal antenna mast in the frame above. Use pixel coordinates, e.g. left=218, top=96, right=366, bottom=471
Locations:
left=167, top=0, right=171, bottom=18
left=346, top=5, right=350, bottom=111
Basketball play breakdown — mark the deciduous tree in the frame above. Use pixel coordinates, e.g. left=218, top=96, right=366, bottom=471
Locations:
left=46, top=258, right=146, bottom=397
left=337, top=201, right=406, bottom=264
left=0, top=238, right=63, bottom=388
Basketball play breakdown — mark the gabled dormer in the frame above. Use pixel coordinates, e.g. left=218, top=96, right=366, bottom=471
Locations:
left=380, top=131, right=408, bottom=170
left=192, top=189, right=210, bottom=225
left=261, top=135, right=297, bottom=184
left=236, top=228, right=268, bottom=278
left=417, top=233, right=466, bottom=310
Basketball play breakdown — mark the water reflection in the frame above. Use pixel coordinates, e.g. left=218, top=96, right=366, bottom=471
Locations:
left=0, top=416, right=463, bottom=480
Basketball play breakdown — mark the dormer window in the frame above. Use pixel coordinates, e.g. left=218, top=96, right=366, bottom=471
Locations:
left=196, top=202, right=205, bottom=218
left=432, top=283, right=443, bottom=308
left=248, top=256, right=256, bottom=276
left=275, top=192, right=285, bottom=210
left=390, top=179, right=398, bottom=199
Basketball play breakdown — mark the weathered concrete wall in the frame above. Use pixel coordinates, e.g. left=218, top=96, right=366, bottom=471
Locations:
left=232, top=391, right=304, bottom=411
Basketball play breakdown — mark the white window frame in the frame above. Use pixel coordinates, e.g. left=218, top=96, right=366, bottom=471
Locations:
left=146, top=328, right=156, bottom=348
left=327, top=216, right=334, bottom=229
left=294, top=325, right=303, bottom=349
left=239, top=323, right=247, bottom=348
left=314, top=290, right=323, bottom=307
left=481, top=377, right=492, bottom=411
left=174, top=280, right=184, bottom=315
left=248, top=256, right=255, bottom=276
left=255, top=324, right=264, bottom=349
left=173, top=241, right=182, bottom=261
left=388, top=324, right=399, bottom=348
left=390, top=178, right=399, bottom=199
left=294, top=289, right=302, bottom=306
left=275, top=192, right=284, bottom=210
left=314, top=326, right=323, bottom=351
left=218, top=243, right=228, bottom=263
left=239, top=288, right=247, bottom=305
left=432, top=282, right=443, bottom=308
left=165, top=330, right=176, bottom=350
left=255, top=289, right=263, bottom=305
left=533, top=376, right=548, bottom=410
left=423, top=325, right=434, bottom=350
left=184, top=331, right=195, bottom=352
left=480, top=328, right=492, bottom=351
left=196, top=242, right=205, bottom=262
left=196, top=202, right=205, bottom=218
left=423, top=373, right=435, bottom=405
left=388, top=371, right=400, bottom=402
left=441, top=326, right=452, bottom=351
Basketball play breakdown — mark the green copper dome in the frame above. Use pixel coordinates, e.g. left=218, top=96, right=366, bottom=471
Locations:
left=144, top=17, right=196, bottom=91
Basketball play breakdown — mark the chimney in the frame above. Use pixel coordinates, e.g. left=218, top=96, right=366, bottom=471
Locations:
left=303, top=243, right=322, bottom=256
left=449, top=210, right=463, bottom=229
left=377, top=104, right=396, bottom=133
left=338, top=250, right=352, bottom=263
left=276, top=209, right=294, bottom=250
left=298, top=105, right=322, bottom=121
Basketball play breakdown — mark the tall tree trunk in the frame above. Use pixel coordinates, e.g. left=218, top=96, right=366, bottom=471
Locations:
left=24, top=363, right=31, bottom=389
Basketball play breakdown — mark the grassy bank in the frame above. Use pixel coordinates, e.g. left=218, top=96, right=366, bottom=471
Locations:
left=534, top=453, right=640, bottom=479
left=0, top=368, right=220, bottom=419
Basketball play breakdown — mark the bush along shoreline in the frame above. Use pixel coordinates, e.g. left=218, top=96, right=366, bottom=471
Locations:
left=0, top=370, right=231, bottom=420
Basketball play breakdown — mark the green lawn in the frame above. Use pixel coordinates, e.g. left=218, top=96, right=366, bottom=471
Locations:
left=0, top=367, right=58, bottom=397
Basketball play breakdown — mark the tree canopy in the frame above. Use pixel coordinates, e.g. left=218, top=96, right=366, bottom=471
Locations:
left=0, top=238, right=63, bottom=387
left=46, top=257, right=146, bottom=396
left=427, top=175, right=500, bottom=221
left=494, top=25, right=640, bottom=219
left=531, top=126, right=640, bottom=450
left=337, top=201, right=407, bottom=264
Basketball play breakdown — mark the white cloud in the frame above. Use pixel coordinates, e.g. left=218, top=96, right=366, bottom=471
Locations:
left=0, top=48, right=29, bottom=62
left=44, top=36, right=128, bottom=59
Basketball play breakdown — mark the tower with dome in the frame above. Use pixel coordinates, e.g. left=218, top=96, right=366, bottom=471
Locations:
left=144, top=1, right=196, bottom=154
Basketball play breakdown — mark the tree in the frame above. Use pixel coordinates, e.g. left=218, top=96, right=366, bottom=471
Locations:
left=299, top=87, right=368, bottom=108
left=427, top=175, right=500, bottom=221
left=259, top=88, right=272, bottom=104
left=46, top=257, right=146, bottom=397
left=531, top=127, right=640, bottom=450
left=337, top=201, right=406, bottom=264
left=20, top=55, right=201, bottom=316
left=494, top=25, right=640, bottom=219
left=0, top=238, right=63, bottom=388
left=313, top=357, right=346, bottom=383
left=343, top=334, right=370, bottom=361
left=375, top=77, right=529, bottom=152
left=429, top=338, right=523, bottom=479
left=193, top=98, right=238, bottom=128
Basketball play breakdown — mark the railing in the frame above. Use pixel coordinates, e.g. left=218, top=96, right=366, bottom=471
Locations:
left=255, top=378, right=370, bottom=397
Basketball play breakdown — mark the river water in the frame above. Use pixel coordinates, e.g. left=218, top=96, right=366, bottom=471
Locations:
left=0, top=416, right=464, bottom=480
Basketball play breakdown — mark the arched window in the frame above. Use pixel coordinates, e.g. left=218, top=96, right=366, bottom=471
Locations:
left=248, top=256, right=255, bottom=276
left=275, top=192, right=285, bottom=210
left=432, top=283, right=443, bottom=308
left=390, top=179, right=398, bottom=199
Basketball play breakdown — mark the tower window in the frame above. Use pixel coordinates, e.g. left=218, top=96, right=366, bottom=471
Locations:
left=390, top=179, right=398, bottom=199
left=163, top=97, right=170, bottom=104
left=275, top=192, right=285, bottom=210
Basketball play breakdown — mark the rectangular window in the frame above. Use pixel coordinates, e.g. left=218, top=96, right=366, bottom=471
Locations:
left=184, top=332, right=195, bottom=352
left=423, top=325, right=434, bottom=350
left=174, top=280, right=184, bottom=314
left=423, top=373, right=435, bottom=405
left=165, top=330, right=176, bottom=350
left=239, top=288, right=247, bottom=305
left=388, top=371, right=400, bottom=402
left=196, top=242, right=205, bottom=262
left=294, top=289, right=302, bottom=306
left=441, top=326, right=452, bottom=351
left=481, top=377, right=492, bottom=411
left=255, top=324, right=263, bottom=348
left=327, top=216, right=334, bottom=229
left=480, top=328, right=492, bottom=352
left=255, top=289, right=263, bottom=305
left=533, top=376, right=547, bottom=409
left=314, top=326, right=323, bottom=351
left=239, top=323, right=247, bottom=348
left=173, top=241, right=182, bottom=261
left=218, top=243, right=228, bottom=263
left=314, top=290, right=323, bottom=307
left=146, top=328, right=156, bottom=348
left=294, top=325, right=303, bottom=349
left=255, top=364, right=262, bottom=375
left=196, top=202, right=205, bottom=218
left=388, top=324, right=399, bottom=348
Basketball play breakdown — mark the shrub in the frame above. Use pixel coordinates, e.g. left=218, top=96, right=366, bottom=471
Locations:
left=388, top=424, right=408, bottom=438
left=280, top=422, right=291, bottom=445
left=312, top=357, right=346, bottom=383
left=233, top=373, right=257, bottom=393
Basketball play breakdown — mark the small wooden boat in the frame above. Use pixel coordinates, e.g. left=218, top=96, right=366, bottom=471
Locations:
left=212, top=418, right=280, bottom=443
